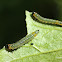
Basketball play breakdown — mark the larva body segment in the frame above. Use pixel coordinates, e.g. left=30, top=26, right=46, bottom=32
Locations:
left=32, top=12, right=62, bottom=26
left=5, top=30, right=39, bottom=50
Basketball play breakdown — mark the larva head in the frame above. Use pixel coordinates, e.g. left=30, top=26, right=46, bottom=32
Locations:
left=5, top=44, right=13, bottom=51
left=32, top=12, right=38, bottom=17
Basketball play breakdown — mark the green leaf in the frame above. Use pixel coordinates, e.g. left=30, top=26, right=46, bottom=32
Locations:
left=0, top=10, right=62, bottom=62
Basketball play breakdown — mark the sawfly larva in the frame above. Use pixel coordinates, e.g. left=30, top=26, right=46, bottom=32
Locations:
left=5, top=30, right=39, bottom=51
left=32, top=12, right=62, bottom=26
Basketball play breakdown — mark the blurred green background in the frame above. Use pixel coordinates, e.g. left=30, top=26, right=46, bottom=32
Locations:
left=0, top=0, right=62, bottom=49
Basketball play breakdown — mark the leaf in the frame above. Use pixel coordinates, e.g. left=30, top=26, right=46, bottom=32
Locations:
left=0, top=11, right=62, bottom=62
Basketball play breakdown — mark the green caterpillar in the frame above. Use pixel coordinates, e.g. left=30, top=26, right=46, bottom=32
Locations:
left=32, top=12, right=62, bottom=26
left=5, top=30, right=39, bottom=50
